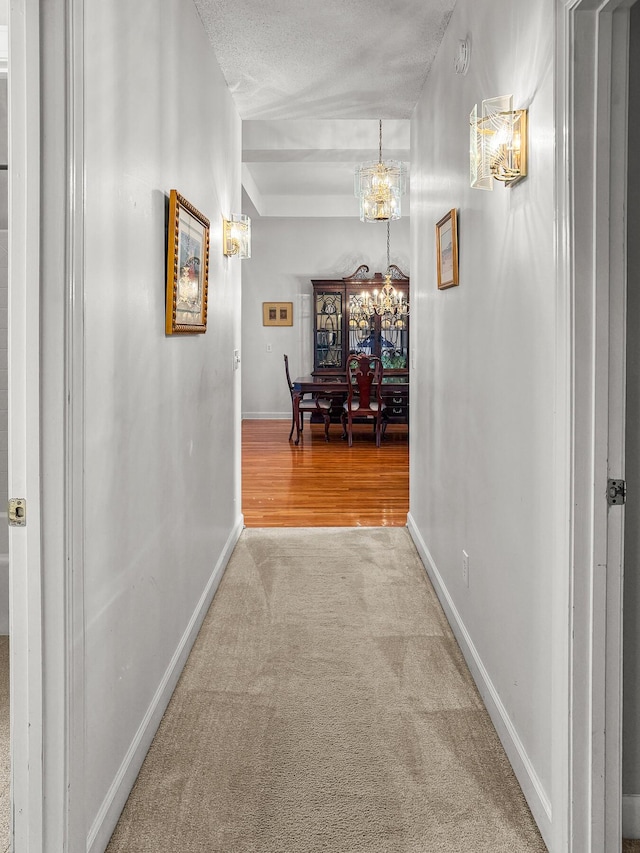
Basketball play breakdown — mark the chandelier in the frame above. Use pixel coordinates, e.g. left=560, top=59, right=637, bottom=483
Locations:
left=349, top=222, right=409, bottom=330
left=349, top=278, right=409, bottom=329
left=354, top=120, right=407, bottom=222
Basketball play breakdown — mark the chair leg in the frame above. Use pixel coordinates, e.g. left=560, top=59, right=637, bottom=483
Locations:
left=341, top=410, right=347, bottom=440
left=375, top=415, right=382, bottom=447
left=347, top=413, right=353, bottom=447
left=295, top=411, right=302, bottom=445
left=289, top=409, right=295, bottom=441
left=323, top=412, right=330, bottom=442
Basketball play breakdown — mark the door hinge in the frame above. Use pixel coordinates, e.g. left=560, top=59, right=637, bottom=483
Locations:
left=607, top=479, right=626, bottom=506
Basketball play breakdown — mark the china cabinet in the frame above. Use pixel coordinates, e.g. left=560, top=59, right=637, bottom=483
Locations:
left=310, top=264, right=410, bottom=425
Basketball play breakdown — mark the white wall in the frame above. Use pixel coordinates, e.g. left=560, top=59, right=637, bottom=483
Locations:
left=408, top=0, right=555, bottom=845
left=0, top=72, right=7, bottom=634
left=0, top=228, right=6, bottom=636
left=241, top=216, right=410, bottom=418
left=83, top=0, right=242, bottom=847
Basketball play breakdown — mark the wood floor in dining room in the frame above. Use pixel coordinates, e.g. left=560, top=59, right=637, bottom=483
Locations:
left=242, top=418, right=409, bottom=527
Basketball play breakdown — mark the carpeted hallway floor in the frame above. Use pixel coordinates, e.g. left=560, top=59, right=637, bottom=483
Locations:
left=106, top=528, right=548, bottom=852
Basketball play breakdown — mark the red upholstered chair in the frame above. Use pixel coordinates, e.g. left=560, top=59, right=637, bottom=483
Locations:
left=341, top=354, right=387, bottom=447
left=284, top=354, right=332, bottom=445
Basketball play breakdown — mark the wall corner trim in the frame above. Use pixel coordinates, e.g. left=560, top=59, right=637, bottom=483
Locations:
left=406, top=513, right=553, bottom=848
left=86, top=516, right=245, bottom=853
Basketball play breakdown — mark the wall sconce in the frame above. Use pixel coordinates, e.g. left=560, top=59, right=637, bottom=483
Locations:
left=223, top=214, right=251, bottom=258
left=470, top=95, right=527, bottom=190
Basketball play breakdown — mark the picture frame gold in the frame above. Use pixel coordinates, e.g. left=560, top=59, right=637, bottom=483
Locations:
left=436, top=208, right=459, bottom=290
left=263, top=302, right=293, bottom=326
left=166, top=190, right=210, bottom=335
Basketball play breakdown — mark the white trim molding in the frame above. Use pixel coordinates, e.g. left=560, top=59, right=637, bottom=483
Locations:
left=554, top=0, right=633, bottom=850
left=407, top=514, right=553, bottom=849
left=9, top=0, right=44, bottom=849
left=242, top=411, right=290, bottom=420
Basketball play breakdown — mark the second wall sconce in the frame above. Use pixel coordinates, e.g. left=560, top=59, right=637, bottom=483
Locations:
left=470, top=95, right=527, bottom=190
left=223, top=214, right=251, bottom=258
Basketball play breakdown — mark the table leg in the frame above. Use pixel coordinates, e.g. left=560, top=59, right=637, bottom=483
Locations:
left=293, top=393, right=302, bottom=445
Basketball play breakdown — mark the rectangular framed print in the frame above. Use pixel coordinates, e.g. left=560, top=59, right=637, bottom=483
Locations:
left=436, top=208, right=459, bottom=290
left=263, top=302, right=293, bottom=326
left=166, top=190, right=210, bottom=334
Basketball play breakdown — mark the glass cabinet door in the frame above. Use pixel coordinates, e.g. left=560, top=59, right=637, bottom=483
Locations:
left=348, top=310, right=375, bottom=357
left=314, top=291, right=343, bottom=370
left=348, top=302, right=409, bottom=370
left=379, top=311, right=409, bottom=371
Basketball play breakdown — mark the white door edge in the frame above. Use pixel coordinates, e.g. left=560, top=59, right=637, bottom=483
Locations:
left=604, top=7, right=631, bottom=850
left=554, top=0, right=631, bottom=850
left=9, top=1, right=87, bottom=850
left=8, top=0, right=44, bottom=849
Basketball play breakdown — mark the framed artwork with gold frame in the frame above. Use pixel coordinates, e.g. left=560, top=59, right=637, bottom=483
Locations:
left=436, top=208, right=459, bottom=290
left=165, top=190, right=210, bottom=334
left=263, top=302, right=293, bottom=326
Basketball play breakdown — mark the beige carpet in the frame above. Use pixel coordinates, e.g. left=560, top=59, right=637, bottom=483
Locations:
left=624, top=842, right=640, bottom=851
left=107, top=528, right=547, bottom=852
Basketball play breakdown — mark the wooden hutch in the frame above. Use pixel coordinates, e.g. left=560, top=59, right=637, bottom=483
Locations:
left=310, top=264, right=410, bottom=425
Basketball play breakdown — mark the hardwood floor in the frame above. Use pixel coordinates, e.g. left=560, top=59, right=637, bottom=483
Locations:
left=242, top=418, right=409, bottom=527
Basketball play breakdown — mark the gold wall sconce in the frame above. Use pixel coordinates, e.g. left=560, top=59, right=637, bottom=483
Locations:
left=223, top=213, right=251, bottom=258
left=470, top=95, right=528, bottom=190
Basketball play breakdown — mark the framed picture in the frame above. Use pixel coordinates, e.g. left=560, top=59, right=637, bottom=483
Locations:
left=436, top=208, right=459, bottom=290
left=165, top=190, right=210, bottom=335
left=263, top=302, right=293, bottom=326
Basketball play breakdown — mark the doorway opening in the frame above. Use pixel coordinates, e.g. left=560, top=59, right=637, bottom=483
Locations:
left=239, top=216, right=410, bottom=529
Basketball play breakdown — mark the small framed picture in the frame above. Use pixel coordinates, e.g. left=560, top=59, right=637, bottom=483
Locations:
left=436, top=208, right=459, bottom=290
left=165, top=190, right=210, bottom=335
left=263, top=302, right=293, bottom=326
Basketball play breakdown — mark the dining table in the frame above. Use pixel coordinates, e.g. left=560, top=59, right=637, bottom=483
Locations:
left=292, top=374, right=409, bottom=441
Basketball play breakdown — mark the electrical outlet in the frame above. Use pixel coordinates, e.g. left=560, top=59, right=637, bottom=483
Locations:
left=462, top=550, right=469, bottom=587
left=266, top=344, right=273, bottom=353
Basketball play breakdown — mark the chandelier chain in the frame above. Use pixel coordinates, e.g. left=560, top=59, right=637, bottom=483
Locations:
left=379, top=119, right=382, bottom=164
left=386, top=220, right=390, bottom=272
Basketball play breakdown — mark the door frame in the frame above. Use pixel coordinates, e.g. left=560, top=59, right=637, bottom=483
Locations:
left=555, top=0, right=631, bottom=849
left=9, top=0, right=86, bottom=849
left=8, top=0, right=44, bottom=847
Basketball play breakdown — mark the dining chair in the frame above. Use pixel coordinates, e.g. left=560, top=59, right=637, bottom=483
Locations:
left=341, top=354, right=387, bottom=447
left=284, top=354, right=332, bottom=445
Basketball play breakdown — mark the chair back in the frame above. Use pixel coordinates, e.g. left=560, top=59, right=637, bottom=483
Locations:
left=284, top=354, right=294, bottom=397
left=345, top=354, right=384, bottom=410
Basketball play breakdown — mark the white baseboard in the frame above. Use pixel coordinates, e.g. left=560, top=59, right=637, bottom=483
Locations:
left=242, top=412, right=289, bottom=420
left=623, top=795, right=640, bottom=838
left=406, top=513, right=553, bottom=849
left=87, top=516, right=245, bottom=853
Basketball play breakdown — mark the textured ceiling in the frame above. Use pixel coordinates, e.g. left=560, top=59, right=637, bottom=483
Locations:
left=193, top=0, right=457, bottom=119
